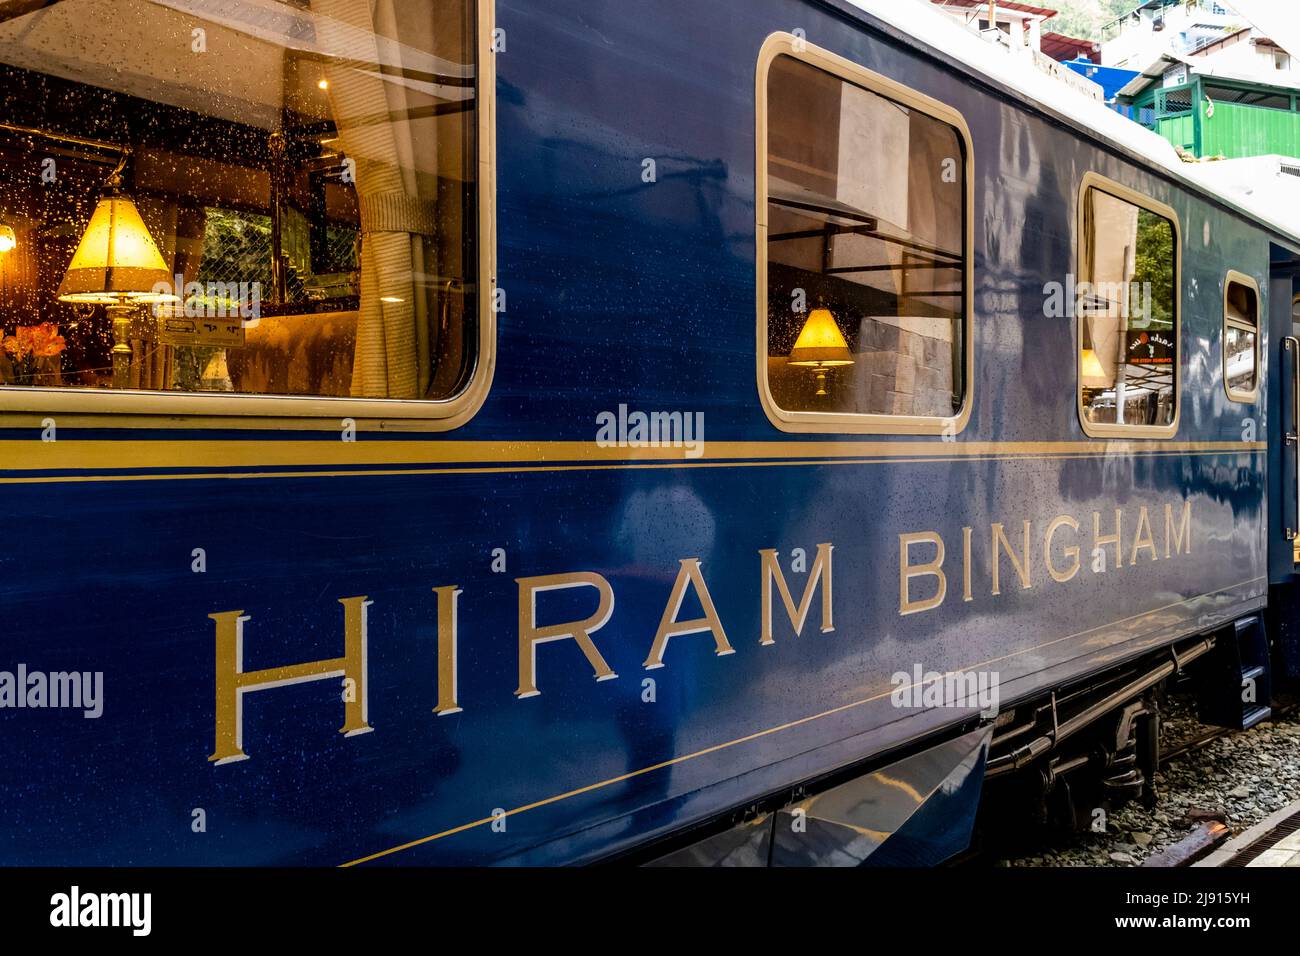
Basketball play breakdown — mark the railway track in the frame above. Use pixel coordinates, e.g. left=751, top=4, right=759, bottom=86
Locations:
left=1160, top=694, right=1299, bottom=765
left=962, top=689, right=1300, bottom=867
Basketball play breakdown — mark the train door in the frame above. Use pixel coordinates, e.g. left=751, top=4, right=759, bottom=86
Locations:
left=1267, top=245, right=1300, bottom=677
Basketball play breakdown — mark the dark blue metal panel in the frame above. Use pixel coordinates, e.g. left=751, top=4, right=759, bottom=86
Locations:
left=0, top=0, right=1280, bottom=865
left=1268, top=260, right=1296, bottom=584
left=1268, top=246, right=1300, bottom=675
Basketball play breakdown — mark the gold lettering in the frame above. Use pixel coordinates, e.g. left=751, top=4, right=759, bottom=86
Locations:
left=516, top=572, right=617, bottom=698
left=209, top=597, right=372, bottom=765
left=991, top=521, right=1032, bottom=595
left=759, top=544, right=834, bottom=646
left=1165, top=500, right=1192, bottom=558
left=1044, top=515, right=1081, bottom=583
left=962, top=527, right=973, bottom=602
left=1093, top=509, right=1123, bottom=570
left=644, top=559, right=734, bottom=668
left=1130, top=506, right=1158, bottom=563
left=899, top=532, right=947, bottom=616
left=433, top=585, right=463, bottom=715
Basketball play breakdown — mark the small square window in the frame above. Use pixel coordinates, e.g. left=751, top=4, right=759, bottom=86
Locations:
left=1224, top=272, right=1260, bottom=403
left=1076, top=175, right=1180, bottom=438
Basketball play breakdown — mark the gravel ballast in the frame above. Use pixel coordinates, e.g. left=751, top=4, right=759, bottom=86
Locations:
left=998, top=697, right=1300, bottom=867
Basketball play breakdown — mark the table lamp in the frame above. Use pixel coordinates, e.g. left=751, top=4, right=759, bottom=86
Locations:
left=57, top=170, right=177, bottom=389
left=788, top=307, right=855, bottom=396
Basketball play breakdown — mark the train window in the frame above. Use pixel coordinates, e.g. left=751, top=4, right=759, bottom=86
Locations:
left=1223, top=272, right=1260, bottom=403
left=1076, top=175, right=1180, bottom=438
left=757, top=35, right=973, bottom=435
left=0, top=0, right=494, bottom=426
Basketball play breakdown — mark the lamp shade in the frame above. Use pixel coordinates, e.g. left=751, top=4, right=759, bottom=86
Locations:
left=1080, top=348, right=1106, bottom=382
left=788, top=308, right=854, bottom=367
left=57, top=195, right=176, bottom=303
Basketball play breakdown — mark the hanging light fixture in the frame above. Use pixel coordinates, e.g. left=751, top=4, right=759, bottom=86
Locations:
left=57, top=159, right=177, bottom=389
left=0, top=224, right=16, bottom=253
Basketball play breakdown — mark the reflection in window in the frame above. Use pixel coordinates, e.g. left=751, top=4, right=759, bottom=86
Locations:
left=1079, top=187, right=1177, bottom=430
left=764, top=55, right=966, bottom=419
left=1224, top=275, right=1258, bottom=402
left=0, top=0, right=479, bottom=401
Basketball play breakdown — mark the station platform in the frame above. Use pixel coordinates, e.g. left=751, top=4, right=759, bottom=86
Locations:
left=1196, top=799, right=1300, bottom=867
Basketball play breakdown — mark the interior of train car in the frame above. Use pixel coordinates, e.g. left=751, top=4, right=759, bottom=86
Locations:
left=0, top=0, right=478, bottom=402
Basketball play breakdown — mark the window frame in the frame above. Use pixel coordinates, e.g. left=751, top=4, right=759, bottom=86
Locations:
left=1223, top=270, right=1261, bottom=404
left=755, top=32, right=975, bottom=437
left=0, top=0, right=497, bottom=433
left=1075, top=172, right=1182, bottom=440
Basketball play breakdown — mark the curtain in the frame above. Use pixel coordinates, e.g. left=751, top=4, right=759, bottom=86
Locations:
left=310, top=0, right=441, bottom=399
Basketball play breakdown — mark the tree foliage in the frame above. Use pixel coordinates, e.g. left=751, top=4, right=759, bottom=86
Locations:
left=1132, top=209, right=1175, bottom=328
left=1043, top=0, right=1136, bottom=41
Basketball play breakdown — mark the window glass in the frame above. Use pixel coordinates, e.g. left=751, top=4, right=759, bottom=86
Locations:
left=0, top=0, right=479, bottom=402
left=763, top=54, right=967, bottom=420
left=1224, top=275, right=1258, bottom=401
left=1079, top=186, right=1177, bottom=431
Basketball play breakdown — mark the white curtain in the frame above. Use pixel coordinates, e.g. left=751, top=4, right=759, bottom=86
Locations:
left=311, top=0, right=441, bottom=398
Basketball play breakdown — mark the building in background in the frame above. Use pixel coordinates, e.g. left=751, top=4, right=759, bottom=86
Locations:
left=1102, top=0, right=1242, bottom=70
left=931, top=0, right=1056, bottom=51
left=922, top=1, right=1300, bottom=227
left=1087, top=2, right=1300, bottom=159
left=1115, top=27, right=1300, bottom=160
left=1118, top=52, right=1300, bottom=159
left=1042, top=33, right=1100, bottom=65
left=929, top=1, right=1105, bottom=99
left=1062, top=57, right=1141, bottom=118
left=1181, top=23, right=1294, bottom=77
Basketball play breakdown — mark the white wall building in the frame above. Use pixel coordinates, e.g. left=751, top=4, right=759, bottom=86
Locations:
left=1184, top=27, right=1295, bottom=78
left=927, top=2, right=1105, bottom=99
left=930, top=1, right=1054, bottom=53
left=1103, top=1, right=1245, bottom=70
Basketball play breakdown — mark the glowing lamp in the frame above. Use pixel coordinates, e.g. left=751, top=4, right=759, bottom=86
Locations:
left=1080, top=348, right=1106, bottom=381
left=0, top=224, right=15, bottom=253
left=57, top=194, right=174, bottom=303
left=58, top=184, right=177, bottom=388
left=1080, top=316, right=1111, bottom=389
left=788, top=307, right=854, bottom=396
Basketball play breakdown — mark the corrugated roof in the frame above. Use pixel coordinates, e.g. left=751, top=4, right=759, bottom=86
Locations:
left=930, top=0, right=1060, bottom=21
left=1041, top=31, right=1100, bottom=62
left=1116, top=49, right=1300, bottom=99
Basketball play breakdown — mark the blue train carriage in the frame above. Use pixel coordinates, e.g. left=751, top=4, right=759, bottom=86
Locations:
left=0, top=0, right=1297, bottom=867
